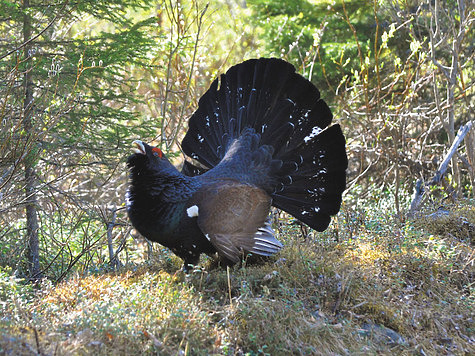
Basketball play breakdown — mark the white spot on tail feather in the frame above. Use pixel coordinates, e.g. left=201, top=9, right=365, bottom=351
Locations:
left=304, top=126, right=323, bottom=143
left=187, top=205, right=199, bottom=218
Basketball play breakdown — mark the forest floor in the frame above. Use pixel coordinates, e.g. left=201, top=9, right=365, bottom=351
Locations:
left=1, top=199, right=474, bottom=355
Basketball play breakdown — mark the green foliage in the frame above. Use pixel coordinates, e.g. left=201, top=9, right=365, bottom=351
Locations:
left=0, top=0, right=160, bottom=184
left=0, top=267, right=34, bottom=326
left=0, top=208, right=138, bottom=281
left=0, top=0, right=161, bottom=279
left=248, top=0, right=374, bottom=93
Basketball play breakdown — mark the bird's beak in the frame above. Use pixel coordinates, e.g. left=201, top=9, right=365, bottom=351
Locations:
left=132, top=140, right=146, bottom=155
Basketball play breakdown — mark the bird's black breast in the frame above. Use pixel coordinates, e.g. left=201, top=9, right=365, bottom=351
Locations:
left=127, top=198, right=182, bottom=240
left=127, top=190, right=215, bottom=263
left=164, top=211, right=216, bottom=265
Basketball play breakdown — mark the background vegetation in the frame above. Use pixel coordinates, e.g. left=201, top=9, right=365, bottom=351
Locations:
left=1, top=0, right=473, bottom=354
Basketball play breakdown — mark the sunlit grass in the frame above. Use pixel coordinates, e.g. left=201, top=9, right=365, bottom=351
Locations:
left=1, top=199, right=474, bottom=355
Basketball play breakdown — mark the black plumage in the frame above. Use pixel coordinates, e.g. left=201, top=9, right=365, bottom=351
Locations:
left=126, top=58, right=348, bottom=270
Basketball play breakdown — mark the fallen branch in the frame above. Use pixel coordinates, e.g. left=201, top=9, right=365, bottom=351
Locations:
left=429, top=121, right=473, bottom=185
left=408, top=121, right=473, bottom=217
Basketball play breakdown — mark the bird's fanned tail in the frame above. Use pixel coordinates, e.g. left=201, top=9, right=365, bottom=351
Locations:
left=182, top=58, right=347, bottom=232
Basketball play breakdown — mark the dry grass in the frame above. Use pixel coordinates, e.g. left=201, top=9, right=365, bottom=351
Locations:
left=1, top=200, right=474, bottom=355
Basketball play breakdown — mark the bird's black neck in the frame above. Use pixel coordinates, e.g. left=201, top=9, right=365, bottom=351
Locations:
left=129, top=165, right=198, bottom=203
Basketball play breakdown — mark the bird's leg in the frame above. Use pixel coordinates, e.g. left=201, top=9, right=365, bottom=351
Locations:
left=182, top=255, right=199, bottom=273
left=182, top=263, right=194, bottom=273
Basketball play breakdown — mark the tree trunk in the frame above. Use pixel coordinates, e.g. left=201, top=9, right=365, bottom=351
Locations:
left=23, top=0, right=42, bottom=281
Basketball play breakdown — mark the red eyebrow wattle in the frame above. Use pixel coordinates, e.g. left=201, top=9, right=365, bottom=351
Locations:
left=152, top=147, right=163, bottom=158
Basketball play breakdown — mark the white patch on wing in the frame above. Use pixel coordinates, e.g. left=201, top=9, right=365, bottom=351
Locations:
left=186, top=205, right=199, bottom=218
left=204, top=233, right=210, bottom=241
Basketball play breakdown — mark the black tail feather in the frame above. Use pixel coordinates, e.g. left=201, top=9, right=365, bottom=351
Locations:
left=272, top=125, right=347, bottom=230
left=182, top=58, right=347, bottom=231
left=182, top=58, right=332, bottom=166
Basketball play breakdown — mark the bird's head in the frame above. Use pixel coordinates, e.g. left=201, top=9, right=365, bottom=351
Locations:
left=127, top=140, right=175, bottom=173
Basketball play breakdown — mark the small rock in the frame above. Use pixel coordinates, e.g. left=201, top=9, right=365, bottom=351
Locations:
left=361, top=322, right=406, bottom=346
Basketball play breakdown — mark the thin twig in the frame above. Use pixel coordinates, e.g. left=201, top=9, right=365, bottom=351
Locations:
left=227, top=266, right=233, bottom=308
left=172, top=2, right=209, bottom=148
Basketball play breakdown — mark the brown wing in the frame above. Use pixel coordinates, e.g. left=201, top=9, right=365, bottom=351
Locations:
left=193, top=181, right=282, bottom=263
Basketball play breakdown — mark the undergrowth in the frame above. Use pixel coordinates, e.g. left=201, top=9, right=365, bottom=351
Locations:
left=0, top=198, right=473, bottom=355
